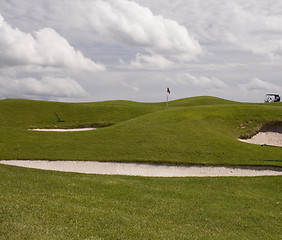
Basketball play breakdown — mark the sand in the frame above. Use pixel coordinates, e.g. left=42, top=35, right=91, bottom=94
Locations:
left=239, top=127, right=282, bottom=147
left=0, top=160, right=281, bottom=177
left=29, top=128, right=97, bottom=132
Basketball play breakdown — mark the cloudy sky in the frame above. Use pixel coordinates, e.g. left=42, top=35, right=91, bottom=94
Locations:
left=0, top=0, right=281, bottom=103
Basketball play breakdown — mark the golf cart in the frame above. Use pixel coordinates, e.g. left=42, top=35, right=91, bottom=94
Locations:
left=264, top=94, right=281, bottom=103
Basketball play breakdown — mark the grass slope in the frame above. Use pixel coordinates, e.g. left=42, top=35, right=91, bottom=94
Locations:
left=168, top=96, right=238, bottom=107
left=0, top=97, right=281, bottom=166
left=0, top=165, right=281, bottom=240
left=0, top=99, right=164, bottom=128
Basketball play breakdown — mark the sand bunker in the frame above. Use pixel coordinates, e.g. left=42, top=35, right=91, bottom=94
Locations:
left=0, top=160, right=281, bottom=177
left=239, top=125, right=282, bottom=147
left=29, top=128, right=96, bottom=132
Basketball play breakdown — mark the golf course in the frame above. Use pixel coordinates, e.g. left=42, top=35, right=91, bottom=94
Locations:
left=0, top=96, right=281, bottom=239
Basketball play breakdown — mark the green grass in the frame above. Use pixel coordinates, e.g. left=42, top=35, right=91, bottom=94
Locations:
left=0, top=97, right=281, bottom=166
left=1, top=96, right=281, bottom=239
left=0, top=99, right=164, bottom=129
left=0, top=165, right=281, bottom=240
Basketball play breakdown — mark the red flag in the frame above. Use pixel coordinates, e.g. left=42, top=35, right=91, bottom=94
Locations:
left=167, top=88, right=170, bottom=94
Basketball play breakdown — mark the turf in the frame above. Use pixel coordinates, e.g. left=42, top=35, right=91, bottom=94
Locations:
left=1, top=96, right=281, bottom=239
left=0, top=96, right=281, bottom=167
left=0, top=165, right=281, bottom=240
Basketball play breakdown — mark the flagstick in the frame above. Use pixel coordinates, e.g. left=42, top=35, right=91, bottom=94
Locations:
left=167, top=92, right=169, bottom=106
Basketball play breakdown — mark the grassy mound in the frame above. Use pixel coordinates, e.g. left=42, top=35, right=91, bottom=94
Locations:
left=168, top=96, right=238, bottom=107
left=0, top=99, right=164, bottom=128
left=0, top=97, right=281, bottom=166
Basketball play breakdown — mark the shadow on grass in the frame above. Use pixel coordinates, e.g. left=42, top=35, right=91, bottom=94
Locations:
left=264, top=160, right=282, bottom=163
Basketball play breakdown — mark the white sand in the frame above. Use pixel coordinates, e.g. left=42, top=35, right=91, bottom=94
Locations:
left=29, top=128, right=96, bottom=132
left=239, top=130, right=282, bottom=147
left=0, top=160, right=281, bottom=177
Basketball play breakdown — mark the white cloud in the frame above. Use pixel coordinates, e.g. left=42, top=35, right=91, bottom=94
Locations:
left=136, top=0, right=282, bottom=59
left=130, top=53, right=173, bottom=69
left=240, top=78, right=281, bottom=92
left=226, top=3, right=282, bottom=58
left=121, top=81, right=140, bottom=92
left=0, top=76, right=87, bottom=98
left=0, top=14, right=105, bottom=71
left=85, top=0, right=203, bottom=61
left=171, top=73, right=228, bottom=90
left=1, top=0, right=282, bottom=103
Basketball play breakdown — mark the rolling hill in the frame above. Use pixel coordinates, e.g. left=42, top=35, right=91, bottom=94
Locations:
left=0, top=96, right=281, bottom=166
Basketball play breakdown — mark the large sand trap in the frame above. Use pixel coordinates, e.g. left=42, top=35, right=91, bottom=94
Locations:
left=29, top=128, right=97, bottom=132
left=0, top=160, right=281, bottom=177
left=239, top=126, right=282, bottom=147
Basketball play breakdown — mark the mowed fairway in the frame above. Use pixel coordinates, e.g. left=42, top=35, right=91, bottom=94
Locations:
left=0, top=96, right=281, bottom=239
left=0, top=165, right=281, bottom=240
